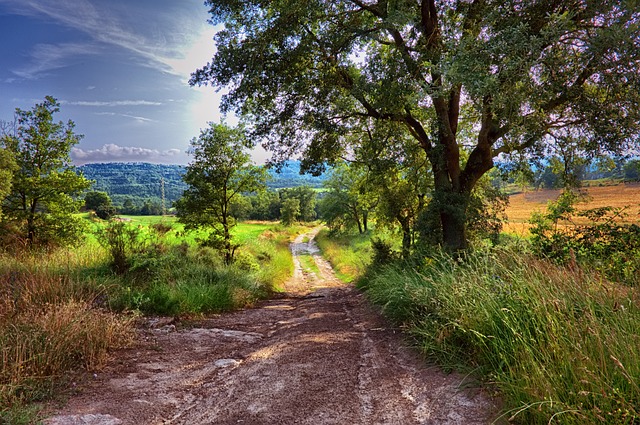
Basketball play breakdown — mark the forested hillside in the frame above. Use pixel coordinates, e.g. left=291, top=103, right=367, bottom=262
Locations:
left=78, top=162, right=187, bottom=208
left=78, top=161, right=327, bottom=208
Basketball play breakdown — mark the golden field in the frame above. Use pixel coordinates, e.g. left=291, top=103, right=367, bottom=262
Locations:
left=504, top=182, right=640, bottom=236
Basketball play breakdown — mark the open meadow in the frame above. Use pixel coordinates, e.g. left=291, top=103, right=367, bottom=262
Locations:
left=0, top=218, right=306, bottom=424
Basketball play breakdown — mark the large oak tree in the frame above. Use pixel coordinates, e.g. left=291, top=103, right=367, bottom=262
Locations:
left=193, top=0, right=640, bottom=250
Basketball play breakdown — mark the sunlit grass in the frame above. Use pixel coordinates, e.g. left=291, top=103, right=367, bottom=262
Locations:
left=0, top=219, right=304, bottom=419
left=314, top=229, right=373, bottom=282
left=360, top=247, right=640, bottom=424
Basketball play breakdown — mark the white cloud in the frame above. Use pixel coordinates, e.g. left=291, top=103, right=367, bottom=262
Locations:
left=67, top=100, right=163, bottom=107
left=13, top=42, right=99, bottom=79
left=94, top=112, right=158, bottom=123
left=1, top=0, right=214, bottom=80
left=71, top=143, right=180, bottom=164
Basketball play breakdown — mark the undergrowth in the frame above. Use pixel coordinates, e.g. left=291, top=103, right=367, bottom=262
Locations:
left=360, top=247, right=640, bottom=424
left=0, top=220, right=301, bottom=420
left=0, top=267, right=133, bottom=421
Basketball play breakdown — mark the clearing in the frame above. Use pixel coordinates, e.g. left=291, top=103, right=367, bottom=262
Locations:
left=44, top=229, right=498, bottom=425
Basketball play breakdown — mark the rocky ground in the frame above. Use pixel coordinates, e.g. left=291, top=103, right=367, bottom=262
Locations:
left=44, top=230, right=499, bottom=425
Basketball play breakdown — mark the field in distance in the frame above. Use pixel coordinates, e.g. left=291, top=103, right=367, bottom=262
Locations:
left=504, top=182, right=640, bottom=236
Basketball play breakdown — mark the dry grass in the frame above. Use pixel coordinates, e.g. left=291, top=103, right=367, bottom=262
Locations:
left=0, top=266, right=133, bottom=410
left=505, top=183, right=640, bottom=235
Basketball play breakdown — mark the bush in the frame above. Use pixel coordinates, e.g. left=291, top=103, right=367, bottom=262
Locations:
left=530, top=190, right=640, bottom=285
left=96, top=221, right=145, bottom=274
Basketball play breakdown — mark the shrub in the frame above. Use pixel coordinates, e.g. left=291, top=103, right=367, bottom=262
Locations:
left=530, top=190, right=640, bottom=285
left=96, top=220, right=144, bottom=274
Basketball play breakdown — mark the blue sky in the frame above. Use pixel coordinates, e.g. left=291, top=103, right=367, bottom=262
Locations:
left=0, top=0, right=264, bottom=165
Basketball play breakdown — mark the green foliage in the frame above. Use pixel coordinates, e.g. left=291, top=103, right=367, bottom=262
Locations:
left=314, top=228, right=373, bottom=282
left=0, top=220, right=299, bottom=419
left=320, top=162, right=376, bottom=234
left=623, top=159, right=640, bottom=181
left=0, top=96, right=91, bottom=248
left=175, top=122, right=267, bottom=264
left=280, top=186, right=317, bottom=222
left=193, top=0, right=640, bottom=251
left=85, top=191, right=115, bottom=220
left=79, top=162, right=187, bottom=206
left=360, top=248, right=640, bottom=424
left=96, top=220, right=145, bottom=274
left=0, top=148, right=16, bottom=220
left=78, top=161, right=326, bottom=213
left=280, top=197, right=300, bottom=226
left=530, top=191, right=640, bottom=285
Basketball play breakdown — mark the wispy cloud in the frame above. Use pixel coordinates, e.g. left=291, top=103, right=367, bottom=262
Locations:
left=67, top=100, right=163, bottom=107
left=0, top=0, right=213, bottom=79
left=94, top=112, right=158, bottom=123
left=71, top=143, right=180, bottom=164
left=13, top=42, right=99, bottom=79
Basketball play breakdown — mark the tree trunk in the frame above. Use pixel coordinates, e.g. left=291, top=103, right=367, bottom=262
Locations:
left=362, top=210, right=368, bottom=232
left=356, top=217, right=363, bottom=234
left=398, top=216, right=412, bottom=259
left=440, top=207, right=468, bottom=252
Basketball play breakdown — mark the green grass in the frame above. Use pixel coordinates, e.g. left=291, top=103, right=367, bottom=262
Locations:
left=0, top=219, right=304, bottom=420
left=359, top=246, right=640, bottom=424
left=314, top=229, right=374, bottom=282
left=298, top=253, right=320, bottom=277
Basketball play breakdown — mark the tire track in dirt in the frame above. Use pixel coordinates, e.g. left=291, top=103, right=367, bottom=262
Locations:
left=44, top=228, right=499, bottom=425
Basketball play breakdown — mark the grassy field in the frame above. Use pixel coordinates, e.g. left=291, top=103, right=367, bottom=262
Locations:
left=0, top=218, right=305, bottom=423
left=504, top=183, right=640, bottom=236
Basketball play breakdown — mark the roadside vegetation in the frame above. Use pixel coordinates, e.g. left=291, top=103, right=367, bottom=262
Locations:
left=0, top=216, right=304, bottom=423
left=315, top=186, right=640, bottom=424
left=4, top=1, right=640, bottom=420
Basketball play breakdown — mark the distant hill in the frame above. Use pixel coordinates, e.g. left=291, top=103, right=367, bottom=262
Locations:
left=265, top=160, right=328, bottom=189
left=78, top=161, right=327, bottom=207
left=78, top=162, right=187, bottom=207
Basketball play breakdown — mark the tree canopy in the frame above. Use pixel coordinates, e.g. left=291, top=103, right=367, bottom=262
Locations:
left=175, top=122, right=267, bottom=263
left=0, top=96, right=91, bottom=247
left=193, top=0, right=640, bottom=250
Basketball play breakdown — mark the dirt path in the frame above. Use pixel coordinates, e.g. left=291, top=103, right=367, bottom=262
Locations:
left=44, top=229, right=498, bottom=425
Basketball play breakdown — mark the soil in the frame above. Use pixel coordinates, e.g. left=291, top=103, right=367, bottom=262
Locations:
left=43, top=229, right=499, bottom=425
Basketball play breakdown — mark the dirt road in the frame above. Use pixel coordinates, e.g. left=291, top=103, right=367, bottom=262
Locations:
left=44, top=229, right=498, bottom=425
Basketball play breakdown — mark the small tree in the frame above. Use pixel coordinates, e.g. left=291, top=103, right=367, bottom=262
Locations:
left=280, top=186, right=317, bottom=222
left=175, top=123, right=267, bottom=264
left=85, top=191, right=116, bottom=219
left=0, top=96, right=91, bottom=247
left=320, top=162, right=377, bottom=234
left=624, top=159, right=640, bottom=182
left=0, top=147, right=17, bottom=220
left=280, top=197, right=300, bottom=226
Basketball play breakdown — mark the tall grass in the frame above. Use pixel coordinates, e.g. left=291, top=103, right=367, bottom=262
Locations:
left=0, top=267, right=133, bottom=420
left=0, top=219, right=302, bottom=420
left=314, top=229, right=372, bottom=282
left=360, top=247, right=640, bottom=424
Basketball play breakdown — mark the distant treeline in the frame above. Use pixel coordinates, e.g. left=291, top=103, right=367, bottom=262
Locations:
left=78, top=161, right=327, bottom=214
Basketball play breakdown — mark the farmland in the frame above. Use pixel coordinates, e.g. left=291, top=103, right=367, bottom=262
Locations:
left=504, top=183, right=640, bottom=236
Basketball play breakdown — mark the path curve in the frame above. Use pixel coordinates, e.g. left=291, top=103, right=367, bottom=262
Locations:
left=44, top=228, right=499, bottom=425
